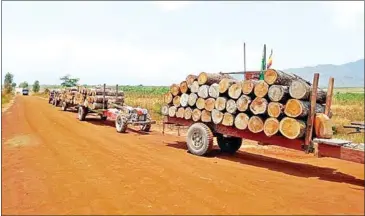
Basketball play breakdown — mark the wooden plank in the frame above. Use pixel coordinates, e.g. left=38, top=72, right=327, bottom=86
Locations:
left=351, top=121, right=365, bottom=126
left=316, top=143, right=364, bottom=164
left=325, top=77, right=334, bottom=115
left=343, top=125, right=365, bottom=130
left=304, top=73, right=319, bottom=151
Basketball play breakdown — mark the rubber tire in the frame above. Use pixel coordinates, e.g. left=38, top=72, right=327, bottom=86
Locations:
left=100, top=116, right=107, bottom=121
left=61, top=102, right=67, bottom=111
left=115, top=115, right=127, bottom=133
left=141, top=124, right=151, bottom=132
left=217, top=134, right=242, bottom=154
left=78, top=106, right=87, bottom=121
left=186, top=123, right=213, bottom=156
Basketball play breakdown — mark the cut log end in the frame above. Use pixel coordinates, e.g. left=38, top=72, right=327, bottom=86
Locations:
left=289, top=80, right=309, bottom=100
left=248, top=116, right=264, bottom=133
left=264, top=69, right=278, bottom=85
left=234, top=113, right=249, bottom=130
left=212, top=109, right=224, bottom=124
left=284, top=99, right=304, bottom=118
left=236, top=95, right=252, bottom=112
left=190, top=81, right=200, bottom=93
left=208, top=83, right=220, bottom=98
left=192, top=109, right=202, bottom=122
left=222, top=113, right=234, bottom=126
left=241, top=80, right=257, bottom=95
left=184, top=107, right=193, bottom=120
left=228, top=83, right=242, bottom=99
left=170, top=84, right=181, bottom=96
left=173, top=96, right=181, bottom=107
left=279, top=117, right=306, bottom=139
left=180, top=93, right=189, bottom=107
left=196, top=98, right=206, bottom=110
left=198, top=85, right=210, bottom=99
left=215, top=97, right=227, bottom=111
left=267, top=102, right=284, bottom=118
left=164, top=92, right=173, bottom=104
left=180, top=81, right=189, bottom=94
left=188, top=93, right=198, bottom=107
left=268, top=85, right=288, bottom=102
left=250, top=97, right=268, bottom=115
left=168, top=106, right=177, bottom=117
left=254, top=80, right=269, bottom=98
left=226, top=99, right=237, bottom=114
left=264, top=118, right=280, bottom=137
left=204, top=98, right=216, bottom=112
left=161, top=104, right=170, bottom=116
left=314, top=113, right=333, bottom=139
left=201, top=110, right=212, bottom=122
left=176, top=107, right=185, bottom=118
left=186, top=74, right=198, bottom=86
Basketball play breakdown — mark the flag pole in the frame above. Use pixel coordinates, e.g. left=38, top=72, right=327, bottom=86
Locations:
left=243, top=42, right=246, bottom=72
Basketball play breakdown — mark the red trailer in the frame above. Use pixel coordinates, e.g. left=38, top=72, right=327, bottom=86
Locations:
left=163, top=72, right=364, bottom=164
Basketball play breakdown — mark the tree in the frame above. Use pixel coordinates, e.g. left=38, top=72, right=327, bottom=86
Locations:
left=19, top=81, right=29, bottom=88
left=32, top=80, right=40, bottom=93
left=4, top=72, right=14, bottom=94
left=12, top=83, right=16, bottom=88
left=60, top=74, right=79, bottom=87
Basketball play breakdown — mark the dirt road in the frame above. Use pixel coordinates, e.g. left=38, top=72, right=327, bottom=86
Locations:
left=2, top=96, right=364, bottom=215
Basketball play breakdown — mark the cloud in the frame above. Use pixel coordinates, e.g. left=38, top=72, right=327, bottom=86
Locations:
left=152, top=1, right=195, bottom=12
left=325, top=1, right=364, bottom=30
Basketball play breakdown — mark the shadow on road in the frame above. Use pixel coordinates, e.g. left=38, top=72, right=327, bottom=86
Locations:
left=166, top=141, right=365, bottom=187
left=82, top=117, right=150, bottom=135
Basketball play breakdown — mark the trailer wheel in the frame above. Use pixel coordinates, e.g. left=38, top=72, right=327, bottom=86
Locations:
left=115, top=115, right=127, bottom=133
left=141, top=124, right=151, bottom=132
left=186, top=123, right=213, bottom=156
left=100, top=115, right=107, bottom=121
left=217, top=134, right=242, bottom=154
left=78, top=106, right=87, bottom=121
left=61, top=102, right=67, bottom=111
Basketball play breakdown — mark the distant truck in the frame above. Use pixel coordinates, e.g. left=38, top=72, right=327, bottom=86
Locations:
left=22, top=88, right=29, bottom=96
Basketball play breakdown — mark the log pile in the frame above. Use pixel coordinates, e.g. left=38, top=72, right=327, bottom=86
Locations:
left=162, top=69, right=333, bottom=140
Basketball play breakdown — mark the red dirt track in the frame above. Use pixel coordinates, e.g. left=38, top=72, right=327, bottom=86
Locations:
left=2, top=96, right=364, bottom=215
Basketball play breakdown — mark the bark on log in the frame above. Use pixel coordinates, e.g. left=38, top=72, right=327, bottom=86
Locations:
left=198, top=85, right=210, bottom=99
left=279, top=117, right=306, bottom=139
left=289, top=80, right=327, bottom=104
left=164, top=92, right=173, bottom=104
left=226, top=99, right=237, bottom=114
left=180, top=81, right=190, bottom=94
left=204, top=98, right=216, bottom=112
left=92, top=90, right=124, bottom=97
left=180, top=93, right=189, bottom=107
left=190, top=81, right=200, bottom=93
left=248, top=116, right=264, bottom=133
left=186, top=74, right=198, bottom=87
left=90, top=102, right=106, bottom=110
left=234, top=113, right=249, bottom=130
left=201, top=110, right=212, bottom=122
left=188, top=93, right=198, bottom=107
left=196, top=98, right=206, bottom=110
left=268, top=85, right=289, bottom=102
left=168, top=106, right=177, bottom=117
left=173, top=96, right=181, bottom=107
left=264, top=118, right=280, bottom=137
left=212, top=109, right=224, bottom=124
left=264, top=69, right=297, bottom=86
left=254, top=80, right=269, bottom=98
left=198, top=72, right=234, bottom=85
left=236, top=95, right=252, bottom=112
left=314, top=113, right=333, bottom=139
left=249, top=97, right=268, bottom=115
left=170, top=84, right=181, bottom=96
left=242, top=80, right=258, bottom=95
left=222, top=112, right=234, bottom=126
left=107, top=98, right=124, bottom=105
left=176, top=107, right=185, bottom=118
left=267, top=102, right=284, bottom=118
left=93, top=96, right=124, bottom=103
left=161, top=104, right=169, bottom=116
left=284, top=99, right=325, bottom=118
left=228, top=83, right=242, bottom=99
left=192, top=109, right=202, bottom=122
left=215, top=97, right=227, bottom=111
left=208, top=83, right=220, bottom=98
left=219, top=78, right=238, bottom=94
left=184, top=107, right=193, bottom=120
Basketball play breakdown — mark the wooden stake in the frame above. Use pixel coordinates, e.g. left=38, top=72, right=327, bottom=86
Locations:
left=304, top=73, right=319, bottom=152
left=325, top=77, right=334, bottom=116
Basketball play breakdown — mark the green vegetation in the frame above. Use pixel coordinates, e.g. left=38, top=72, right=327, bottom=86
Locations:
left=3, top=72, right=16, bottom=94
left=60, top=74, right=79, bottom=87
left=19, top=81, right=29, bottom=88
left=32, top=80, right=40, bottom=93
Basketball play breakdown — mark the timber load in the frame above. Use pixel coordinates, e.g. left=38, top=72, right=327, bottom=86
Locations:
left=162, top=70, right=333, bottom=140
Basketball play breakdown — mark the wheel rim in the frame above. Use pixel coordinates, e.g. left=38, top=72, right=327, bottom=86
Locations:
left=78, top=108, right=82, bottom=118
left=191, top=129, right=204, bottom=150
left=116, top=117, right=122, bottom=130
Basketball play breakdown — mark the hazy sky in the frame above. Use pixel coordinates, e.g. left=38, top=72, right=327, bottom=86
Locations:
left=2, top=1, right=364, bottom=85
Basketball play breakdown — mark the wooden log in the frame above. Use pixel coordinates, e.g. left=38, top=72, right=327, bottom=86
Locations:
left=93, top=96, right=123, bottom=103
left=188, top=93, right=198, bottom=106
left=198, top=85, right=210, bottom=99
left=107, top=98, right=124, bottom=105
left=314, top=113, right=333, bottom=139
left=267, top=102, right=284, bottom=118
left=190, top=81, right=199, bottom=93
left=180, top=93, right=189, bottom=107
left=264, top=69, right=297, bottom=86
left=236, top=95, right=252, bottom=112
left=264, top=118, right=280, bottom=137
left=284, top=99, right=324, bottom=118
left=212, top=109, right=224, bottom=124
left=249, top=97, right=268, bottom=115
left=268, top=85, right=289, bottom=102
left=208, top=83, right=220, bottom=98
left=184, top=107, right=193, bottom=120
left=180, top=81, right=190, bottom=94
left=242, top=80, right=258, bottom=95
left=161, top=104, right=170, bottom=116
left=89, top=102, right=105, bottom=110
left=173, top=96, right=181, bottom=107
left=222, top=112, right=234, bottom=126
left=228, top=83, right=242, bottom=99
left=204, top=98, right=216, bottom=112
left=325, top=77, right=334, bottom=116
left=219, top=78, right=237, bottom=94
left=215, top=97, right=227, bottom=111
left=186, top=74, right=198, bottom=87
left=192, top=109, right=202, bottom=122
left=226, top=99, right=237, bottom=114
left=198, top=72, right=234, bottom=85
left=289, top=79, right=327, bottom=103
left=234, top=113, right=249, bottom=130
left=170, top=84, right=181, bottom=96
left=196, top=98, right=206, bottom=110
left=176, top=107, right=185, bottom=118
left=168, top=106, right=177, bottom=117
left=279, top=117, right=306, bottom=139
left=254, top=80, right=269, bottom=98
left=248, top=116, right=264, bottom=133
left=201, top=110, right=212, bottom=122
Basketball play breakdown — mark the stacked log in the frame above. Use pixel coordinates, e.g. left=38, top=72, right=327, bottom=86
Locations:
left=72, top=86, right=125, bottom=109
left=162, top=70, right=333, bottom=140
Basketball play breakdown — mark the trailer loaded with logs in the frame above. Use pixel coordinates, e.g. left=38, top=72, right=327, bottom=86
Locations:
left=162, top=70, right=364, bottom=164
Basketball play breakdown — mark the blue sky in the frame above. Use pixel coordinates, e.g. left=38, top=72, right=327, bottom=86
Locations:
left=2, top=1, right=364, bottom=85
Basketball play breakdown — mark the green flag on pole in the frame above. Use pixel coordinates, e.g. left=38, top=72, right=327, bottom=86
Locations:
left=259, top=44, right=267, bottom=80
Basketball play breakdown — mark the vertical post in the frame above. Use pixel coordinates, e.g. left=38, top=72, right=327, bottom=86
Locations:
left=304, top=73, right=319, bottom=153
left=116, top=84, right=119, bottom=105
left=243, top=42, right=246, bottom=73
left=325, top=77, right=334, bottom=116
left=103, top=83, right=106, bottom=110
